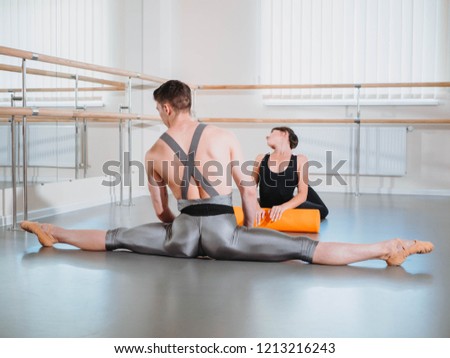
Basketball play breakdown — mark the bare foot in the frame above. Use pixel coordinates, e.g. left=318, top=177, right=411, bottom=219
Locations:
left=20, top=221, right=58, bottom=247
left=382, top=238, right=434, bottom=266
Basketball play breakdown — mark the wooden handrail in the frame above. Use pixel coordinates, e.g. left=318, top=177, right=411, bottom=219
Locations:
left=0, top=117, right=159, bottom=123
left=0, top=107, right=449, bottom=124
left=0, top=45, right=167, bottom=83
left=359, top=119, right=450, bottom=124
left=0, top=64, right=126, bottom=88
left=199, top=117, right=450, bottom=124
left=195, top=82, right=450, bottom=90
left=361, top=82, right=450, bottom=88
left=199, top=118, right=354, bottom=124
left=0, top=107, right=159, bottom=121
left=2, top=47, right=449, bottom=91
left=0, top=86, right=123, bottom=93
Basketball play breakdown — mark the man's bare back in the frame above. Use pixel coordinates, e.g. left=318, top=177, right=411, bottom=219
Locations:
left=146, top=121, right=244, bottom=200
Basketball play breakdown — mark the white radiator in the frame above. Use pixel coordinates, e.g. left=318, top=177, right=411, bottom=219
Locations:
left=291, top=126, right=407, bottom=176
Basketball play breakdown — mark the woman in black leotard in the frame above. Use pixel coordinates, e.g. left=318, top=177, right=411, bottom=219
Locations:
left=252, top=127, right=329, bottom=223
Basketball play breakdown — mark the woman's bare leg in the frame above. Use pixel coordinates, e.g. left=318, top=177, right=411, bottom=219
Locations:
left=21, top=221, right=106, bottom=251
left=312, top=238, right=434, bottom=266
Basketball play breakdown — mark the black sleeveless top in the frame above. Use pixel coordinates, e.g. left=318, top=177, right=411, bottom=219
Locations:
left=258, top=153, right=299, bottom=208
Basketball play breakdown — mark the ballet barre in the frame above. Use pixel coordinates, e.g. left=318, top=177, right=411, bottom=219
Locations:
left=194, top=82, right=450, bottom=90
left=0, top=46, right=166, bottom=84
left=0, top=63, right=126, bottom=89
left=199, top=118, right=450, bottom=124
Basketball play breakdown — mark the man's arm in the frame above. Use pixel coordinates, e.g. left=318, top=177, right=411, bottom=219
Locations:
left=145, top=150, right=176, bottom=223
left=229, top=133, right=257, bottom=227
left=251, top=153, right=264, bottom=186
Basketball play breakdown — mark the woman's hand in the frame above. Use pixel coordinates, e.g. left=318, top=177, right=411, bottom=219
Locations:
left=256, top=207, right=266, bottom=225
left=269, top=205, right=287, bottom=222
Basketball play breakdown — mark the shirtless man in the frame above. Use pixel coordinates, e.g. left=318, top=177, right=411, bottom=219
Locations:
left=21, top=80, right=433, bottom=266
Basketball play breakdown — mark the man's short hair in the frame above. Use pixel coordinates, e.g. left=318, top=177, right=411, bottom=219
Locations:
left=153, top=80, right=192, bottom=112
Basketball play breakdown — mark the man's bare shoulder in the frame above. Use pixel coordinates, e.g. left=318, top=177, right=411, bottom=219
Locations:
left=145, top=137, right=166, bottom=161
left=204, top=124, right=233, bottom=137
left=203, top=125, right=237, bottom=144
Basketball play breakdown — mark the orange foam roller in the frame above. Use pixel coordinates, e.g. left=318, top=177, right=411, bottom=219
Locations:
left=233, top=207, right=320, bottom=233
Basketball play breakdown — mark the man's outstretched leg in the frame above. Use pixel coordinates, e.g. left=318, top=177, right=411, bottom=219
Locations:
left=201, top=216, right=434, bottom=266
left=22, top=220, right=434, bottom=266
left=312, top=238, right=434, bottom=266
left=21, top=221, right=107, bottom=251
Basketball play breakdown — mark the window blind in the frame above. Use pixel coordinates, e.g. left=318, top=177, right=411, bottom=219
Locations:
left=261, top=0, right=449, bottom=102
left=0, top=0, right=120, bottom=105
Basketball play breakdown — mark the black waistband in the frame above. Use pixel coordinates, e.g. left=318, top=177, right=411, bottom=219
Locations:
left=180, top=203, right=234, bottom=216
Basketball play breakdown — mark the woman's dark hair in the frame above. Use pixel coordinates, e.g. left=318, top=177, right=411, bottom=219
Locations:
left=153, top=80, right=191, bottom=112
left=272, top=126, right=299, bottom=149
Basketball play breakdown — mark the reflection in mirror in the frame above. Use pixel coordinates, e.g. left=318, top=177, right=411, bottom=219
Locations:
left=0, top=120, right=78, bottom=189
left=0, top=0, right=131, bottom=188
left=0, top=57, right=129, bottom=188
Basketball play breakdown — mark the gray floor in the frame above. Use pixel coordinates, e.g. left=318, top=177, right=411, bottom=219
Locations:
left=0, top=192, right=449, bottom=338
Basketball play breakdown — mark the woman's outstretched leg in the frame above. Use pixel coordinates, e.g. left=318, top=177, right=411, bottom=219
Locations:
left=312, top=238, right=434, bottom=266
left=21, top=221, right=106, bottom=251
